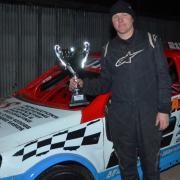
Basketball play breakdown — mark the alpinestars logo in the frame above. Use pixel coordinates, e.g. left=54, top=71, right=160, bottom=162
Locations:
left=115, top=49, right=144, bottom=67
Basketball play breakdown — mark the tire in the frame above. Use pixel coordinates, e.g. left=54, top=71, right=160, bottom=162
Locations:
left=36, top=164, right=94, bottom=180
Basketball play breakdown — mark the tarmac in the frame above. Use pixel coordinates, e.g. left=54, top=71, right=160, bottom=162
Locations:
left=160, top=164, right=180, bottom=180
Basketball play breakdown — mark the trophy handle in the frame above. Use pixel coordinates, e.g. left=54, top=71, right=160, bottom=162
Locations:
left=81, top=41, right=90, bottom=68
left=54, top=45, right=67, bottom=67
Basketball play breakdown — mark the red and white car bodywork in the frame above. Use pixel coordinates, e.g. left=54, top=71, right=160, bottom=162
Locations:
left=0, top=50, right=180, bottom=180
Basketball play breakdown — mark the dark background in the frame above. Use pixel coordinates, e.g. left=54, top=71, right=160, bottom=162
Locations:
left=0, top=0, right=180, bottom=20
left=0, top=0, right=180, bottom=98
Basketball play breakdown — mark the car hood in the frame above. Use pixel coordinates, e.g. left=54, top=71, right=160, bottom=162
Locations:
left=0, top=97, right=81, bottom=152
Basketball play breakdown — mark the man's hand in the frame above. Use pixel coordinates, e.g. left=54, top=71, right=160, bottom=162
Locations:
left=155, top=112, right=169, bottom=130
left=69, top=77, right=83, bottom=91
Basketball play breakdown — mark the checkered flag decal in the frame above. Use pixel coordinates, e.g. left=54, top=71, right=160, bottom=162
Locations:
left=13, top=119, right=101, bottom=161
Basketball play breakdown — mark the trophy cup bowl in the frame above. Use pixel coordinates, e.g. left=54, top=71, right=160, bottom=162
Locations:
left=54, top=42, right=90, bottom=107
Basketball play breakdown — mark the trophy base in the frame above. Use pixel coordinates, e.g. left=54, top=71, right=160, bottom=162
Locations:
left=70, top=93, right=89, bottom=107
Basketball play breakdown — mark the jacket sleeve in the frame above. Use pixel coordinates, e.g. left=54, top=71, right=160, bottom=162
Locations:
left=154, top=37, right=172, bottom=114
left=82, top=57, right=112, bottom=96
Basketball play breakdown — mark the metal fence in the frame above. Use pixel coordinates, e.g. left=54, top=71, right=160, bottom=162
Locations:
left=0, top=3, right=180, bottom=98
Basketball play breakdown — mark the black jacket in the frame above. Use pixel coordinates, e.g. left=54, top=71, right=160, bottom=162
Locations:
left=83, top=30, right=171, bottom=114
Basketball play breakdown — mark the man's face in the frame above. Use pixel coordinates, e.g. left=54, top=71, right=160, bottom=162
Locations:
left=112, top=13, right=134, bottom=35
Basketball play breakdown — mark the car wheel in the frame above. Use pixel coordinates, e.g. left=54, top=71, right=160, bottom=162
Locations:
left=36, top=164, right=94, bottom=180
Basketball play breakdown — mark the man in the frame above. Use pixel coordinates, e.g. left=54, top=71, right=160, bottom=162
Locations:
left=69, top=0, right=171, bottom=180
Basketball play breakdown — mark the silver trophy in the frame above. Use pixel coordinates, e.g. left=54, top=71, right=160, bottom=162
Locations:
left=54, top=41, right=90, bottom=107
